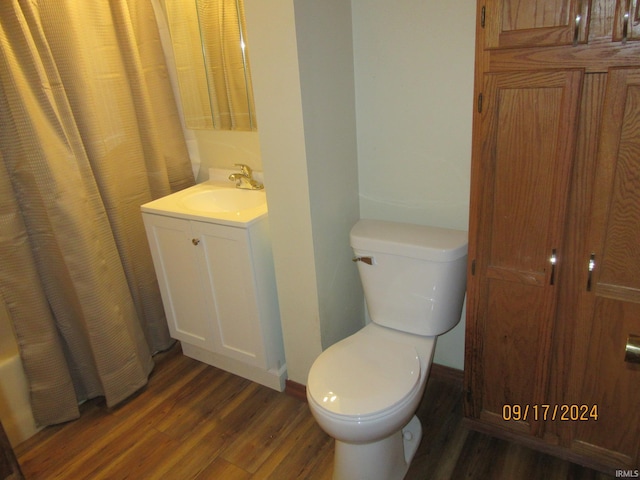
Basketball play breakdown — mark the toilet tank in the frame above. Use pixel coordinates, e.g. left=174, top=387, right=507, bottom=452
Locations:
left=350, top=219, right=468, bottom=336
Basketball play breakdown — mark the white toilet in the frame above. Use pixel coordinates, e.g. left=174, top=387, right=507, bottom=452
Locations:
left=307, top=219, right=468, bottom=480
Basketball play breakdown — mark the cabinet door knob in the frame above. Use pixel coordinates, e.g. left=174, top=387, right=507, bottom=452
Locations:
left=623, top=0, right=632, bottom=44
left=625, top=334, right=640, bottom=364
left=586, top=253, right=596, bottom=291
left=550, top=249, right=557, bottom=285
left=573, top=1, right=582, bottom=45
left=192, top=238, right=200, bottom=246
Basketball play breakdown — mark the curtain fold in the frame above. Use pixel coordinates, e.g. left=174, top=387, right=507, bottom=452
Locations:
left=0, top=0, right=194, bottom=426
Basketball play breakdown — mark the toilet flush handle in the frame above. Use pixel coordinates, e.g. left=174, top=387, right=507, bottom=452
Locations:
left=352, top=256, right=374, bottom=265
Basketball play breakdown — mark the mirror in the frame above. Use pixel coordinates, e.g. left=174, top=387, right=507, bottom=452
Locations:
left=164, top=0, right=257, bottom=131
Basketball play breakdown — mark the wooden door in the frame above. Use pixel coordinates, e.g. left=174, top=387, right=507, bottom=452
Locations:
left=483, top=0, right=589, bottom=49
left=567, top=67, right=640, bottom=468
left=466, top=69, right=583, bottom=436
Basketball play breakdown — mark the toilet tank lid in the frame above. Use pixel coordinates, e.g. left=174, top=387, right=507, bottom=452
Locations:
left=350, top=219, right=468, bottom=262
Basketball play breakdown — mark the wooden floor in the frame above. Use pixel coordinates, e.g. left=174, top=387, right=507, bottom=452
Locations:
left=15, top=343, right=615, bottom=479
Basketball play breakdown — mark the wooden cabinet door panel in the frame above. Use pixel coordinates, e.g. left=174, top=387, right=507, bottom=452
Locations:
left=571, top=300, right=640, bottom=466
left=467, top=69, right=583, bottom=435
left=613, top=0, right=640, bottom=42
left=484, top=0, right=588, bottom=49
left=589, top=67, right=640, bottom=305
left=569, top=67, right=640, bottom=467
left=480, top=280, right=549, bottom=434
left=476, top=70, right=582, bottom=286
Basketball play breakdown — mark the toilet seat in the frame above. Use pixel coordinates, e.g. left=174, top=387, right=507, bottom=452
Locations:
left=307, top=331, right=421, bottom=418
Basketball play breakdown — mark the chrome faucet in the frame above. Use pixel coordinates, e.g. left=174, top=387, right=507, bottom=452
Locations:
left=229, top=164, right=264, bottom=190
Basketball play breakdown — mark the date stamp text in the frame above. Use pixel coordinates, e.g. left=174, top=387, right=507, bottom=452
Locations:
left=502, top=404, right=598, bottom=422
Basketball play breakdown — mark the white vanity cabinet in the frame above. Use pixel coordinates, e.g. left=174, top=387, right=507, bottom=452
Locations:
left=142, top=209, right=286, bottom=391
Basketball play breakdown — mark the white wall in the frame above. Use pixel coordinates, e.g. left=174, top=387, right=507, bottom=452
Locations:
left=245, top=0, right=363, bottom=384
left=293, top=0, right=363, bottom=350
left=213, top=0, right=476, bottom=381
left=243, top=0, right=323, bottom=384
left=352, top=0, right=476, bottom=369
left=192, top=130, right=262, bottom=182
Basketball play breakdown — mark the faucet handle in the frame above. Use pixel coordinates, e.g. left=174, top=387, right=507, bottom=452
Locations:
left=234, top=163, right=252, bottom=177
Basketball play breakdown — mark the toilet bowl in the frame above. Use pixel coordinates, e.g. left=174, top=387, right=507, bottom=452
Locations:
left=307, top=220, right=467, bottom=480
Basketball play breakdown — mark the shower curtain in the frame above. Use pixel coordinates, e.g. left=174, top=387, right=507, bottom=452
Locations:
left=0, top=0, right=194, bottom=426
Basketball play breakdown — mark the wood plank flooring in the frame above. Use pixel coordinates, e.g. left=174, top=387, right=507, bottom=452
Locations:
left=15, top=343, right=615, bottom=479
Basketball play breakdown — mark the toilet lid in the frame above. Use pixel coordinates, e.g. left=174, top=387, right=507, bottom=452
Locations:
left=308, top=332, right=421, bottom=417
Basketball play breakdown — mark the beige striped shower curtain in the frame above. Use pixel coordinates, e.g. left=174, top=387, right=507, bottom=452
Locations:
left=0, top=0, right=194, bottom=426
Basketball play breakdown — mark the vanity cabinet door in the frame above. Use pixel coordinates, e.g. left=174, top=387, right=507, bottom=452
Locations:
left=143, top=213, right=267, bottom=368
left=483, top=0, right=588, bottom=49
left=142, top=214, right=217, bottom=350
left=193, top=220, right=267, bottom=369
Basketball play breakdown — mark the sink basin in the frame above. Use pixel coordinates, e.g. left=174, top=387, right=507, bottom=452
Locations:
left=141, top=181, right=268, bottom=227
left=179, top=188, right=266, bottom=213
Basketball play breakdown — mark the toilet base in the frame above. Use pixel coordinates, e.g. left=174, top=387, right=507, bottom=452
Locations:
left=332, top=415, right=423, bottom=480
